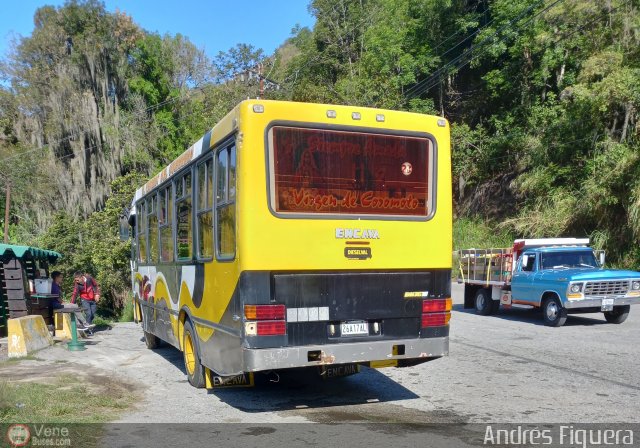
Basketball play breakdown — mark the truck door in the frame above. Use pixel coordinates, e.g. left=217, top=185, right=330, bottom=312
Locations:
left=511, top=252, right=538, bottom=304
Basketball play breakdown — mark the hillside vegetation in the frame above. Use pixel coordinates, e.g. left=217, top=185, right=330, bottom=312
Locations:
left=1, top=0, right=639, bottom=314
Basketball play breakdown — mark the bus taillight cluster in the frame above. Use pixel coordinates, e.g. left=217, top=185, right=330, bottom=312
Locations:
left=421, top=298, right=452, bottom=327
left=244, top=305, right=287, bottom=336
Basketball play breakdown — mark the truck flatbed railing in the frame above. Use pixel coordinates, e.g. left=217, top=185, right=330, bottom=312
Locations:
left=457, top=248, right=513, bottom=287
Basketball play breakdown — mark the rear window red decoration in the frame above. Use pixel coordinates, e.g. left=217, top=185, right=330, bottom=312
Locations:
left=270, top=126, right=432, bottom=216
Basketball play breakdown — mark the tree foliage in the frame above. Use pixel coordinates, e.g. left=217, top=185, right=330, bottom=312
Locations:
left=38, top=172, right=145, bottom=315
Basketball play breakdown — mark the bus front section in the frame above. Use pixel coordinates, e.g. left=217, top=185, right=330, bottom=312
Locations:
left=237, top=105, right=452, bottom=376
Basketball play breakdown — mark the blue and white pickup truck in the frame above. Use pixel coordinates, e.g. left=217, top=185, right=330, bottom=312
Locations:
left=459, top=238, right=640, bottom=326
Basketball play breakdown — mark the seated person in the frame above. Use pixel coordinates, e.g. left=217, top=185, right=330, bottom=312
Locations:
left=51, top=271, right=94, bottom=331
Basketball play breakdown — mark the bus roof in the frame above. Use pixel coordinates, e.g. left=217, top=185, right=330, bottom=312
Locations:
left=131, top=102, right=241, bottom=207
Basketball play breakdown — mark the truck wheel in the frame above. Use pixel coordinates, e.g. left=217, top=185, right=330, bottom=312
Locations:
left=183, top=320, right=205, bottom=388
left=144, top=330, right=161, bottom=349
left=475, top=289, right=494, bottom=316
left=604, top=305, right=630, bottom=324
left=542, top=297, right=567, bottom=327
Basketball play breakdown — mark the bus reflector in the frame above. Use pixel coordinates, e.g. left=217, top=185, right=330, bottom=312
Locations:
left=422, top=298, right=452, bottom=313
left=244, top=304, right=286, bottom=320
left=421, top=312, right=451, bottom=327
left=257, top=320, right=286, bottom=336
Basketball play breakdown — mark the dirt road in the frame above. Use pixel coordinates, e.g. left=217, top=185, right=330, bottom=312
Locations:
left=2, top=284, right=640, bottom=427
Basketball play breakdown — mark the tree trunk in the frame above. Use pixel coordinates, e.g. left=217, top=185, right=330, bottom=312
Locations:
left=621, top=103, right=633, bottom=142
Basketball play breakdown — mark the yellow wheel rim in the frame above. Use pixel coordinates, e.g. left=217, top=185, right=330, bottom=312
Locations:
left=184, top=331, right=196, bottom=376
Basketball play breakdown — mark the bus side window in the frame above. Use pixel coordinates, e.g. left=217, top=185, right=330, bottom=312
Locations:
left=216, top=145, right=236, bottom=259
left=159, top=186, right=174, bottom=262
left=197, top=158, right=213, bottom=259
left=148, top=193, right=159, bottom=263
left=176, top=172, right=193, bottom=260
left=137, top=200, right=148, bottom=263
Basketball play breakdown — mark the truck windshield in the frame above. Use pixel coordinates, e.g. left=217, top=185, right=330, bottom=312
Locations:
left=540, top=251, right=599, bottom=270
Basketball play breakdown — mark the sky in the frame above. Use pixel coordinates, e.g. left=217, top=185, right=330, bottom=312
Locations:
left=0, top=0, right=316, bottom=60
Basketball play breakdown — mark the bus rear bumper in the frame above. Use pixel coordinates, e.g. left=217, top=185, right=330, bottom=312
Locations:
left=242, top=337, right=448, bottom=372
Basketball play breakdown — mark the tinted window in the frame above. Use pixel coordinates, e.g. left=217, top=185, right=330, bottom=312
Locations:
left=148, top=194, right=159, bottom=262
left=216, top=145, right=236, bottom=259
left=175, top=172, right=193, bottom=260
left=269, top=126, right=433, bottom=217
left=197, top=158, right=213, bottom=259
left=159, top=186, right=174, bottom=262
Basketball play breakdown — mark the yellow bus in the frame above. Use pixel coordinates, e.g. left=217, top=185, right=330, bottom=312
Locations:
left=127, top=100, right=452, bottom=388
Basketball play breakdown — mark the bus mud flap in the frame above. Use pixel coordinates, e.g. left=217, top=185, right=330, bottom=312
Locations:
left=205, top=368, right=254, bottom=389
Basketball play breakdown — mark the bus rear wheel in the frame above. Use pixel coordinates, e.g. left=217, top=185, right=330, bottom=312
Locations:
left=183, top=320, right=205, bottom=388
left=144, top=331, right=161, bottom=349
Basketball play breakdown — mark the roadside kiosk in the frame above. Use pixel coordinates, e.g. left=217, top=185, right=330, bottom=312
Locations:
left=0, top=244, right=61, bottom=337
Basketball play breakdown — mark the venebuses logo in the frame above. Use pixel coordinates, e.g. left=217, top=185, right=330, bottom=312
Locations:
left=6, top=424, right=31, bottom=447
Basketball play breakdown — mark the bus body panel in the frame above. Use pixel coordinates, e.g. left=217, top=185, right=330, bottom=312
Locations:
left=131, top=100, right=452, bottom=378
left=236, top=101, right=452, bottom=273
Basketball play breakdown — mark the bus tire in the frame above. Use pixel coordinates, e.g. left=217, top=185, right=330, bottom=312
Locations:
left=604, top=305, right=630, bottom=324
left=542, top=296, right=567, bottom=327
left=183, top=319, right=205, bottom=388
left=144, top=330, right=161, bottom=349
left=474, top=288, right=494, bottom=316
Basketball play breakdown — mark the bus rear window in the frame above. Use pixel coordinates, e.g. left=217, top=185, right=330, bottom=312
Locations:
left=268, top=126, right=434, bottom=217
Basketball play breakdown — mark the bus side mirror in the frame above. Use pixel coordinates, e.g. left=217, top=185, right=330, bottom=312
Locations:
left=119, top=214, right=130, bottom=241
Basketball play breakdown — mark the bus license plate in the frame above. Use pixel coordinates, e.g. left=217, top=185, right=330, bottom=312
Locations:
left=601, top=298, right=614, bottom=311
left=341, top=321, right=368, bottom=336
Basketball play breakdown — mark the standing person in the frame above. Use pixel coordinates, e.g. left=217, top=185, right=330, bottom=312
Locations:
left=71, top=271, right=101, bottom=325
left=51, top=271, right=93, bottom=331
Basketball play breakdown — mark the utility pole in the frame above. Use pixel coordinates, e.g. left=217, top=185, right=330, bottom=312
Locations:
left=258, top=63, right=264, bottom=99
left=3, top=181, right=9, bottom=244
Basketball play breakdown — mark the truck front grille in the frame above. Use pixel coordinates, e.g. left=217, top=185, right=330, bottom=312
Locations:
left=584, top=281, right=629, bottom=297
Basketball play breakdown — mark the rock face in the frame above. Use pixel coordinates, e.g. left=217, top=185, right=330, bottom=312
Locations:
left=5, top=4, right=145, bottom=227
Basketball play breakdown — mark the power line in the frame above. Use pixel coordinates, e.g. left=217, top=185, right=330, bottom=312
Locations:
left=405, top=0, right=549, bottom=98
left=405, top=0, right=560, bottom=99
left=429, top=5, right=495, bottom=55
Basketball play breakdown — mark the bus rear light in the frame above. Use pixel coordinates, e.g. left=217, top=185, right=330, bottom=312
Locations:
left=422, top=298, right=452, bottom=313
left=421, top=312, right=451, bottom=328
left=256, top=320, right=286, bottom=336
left=244, top=304, right=285, bottom=320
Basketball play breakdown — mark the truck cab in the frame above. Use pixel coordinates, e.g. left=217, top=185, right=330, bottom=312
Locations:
left=459, top=238, right=640, bottom=326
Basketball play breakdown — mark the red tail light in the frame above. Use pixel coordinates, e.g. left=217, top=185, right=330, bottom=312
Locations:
left=244, top=304, right=285, bottom=320
left=257, top=320, right=286, bottom=336
left=421, top=312, right=451, bottom=327
left=422, top=298, right=452, bottom=313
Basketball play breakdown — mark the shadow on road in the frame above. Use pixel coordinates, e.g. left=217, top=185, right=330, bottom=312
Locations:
left=209, top=366, right=420, bottom=412
left=144, top=339, right=423, bottom=412
left=140, top=339, right=189, bottom=374
left=452, top=304, right=608, bottom=326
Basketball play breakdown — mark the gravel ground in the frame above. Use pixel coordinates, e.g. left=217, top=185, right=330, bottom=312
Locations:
left=0, top=338, right=7, bottom=361
left=1, top=283, right=639, bottom=427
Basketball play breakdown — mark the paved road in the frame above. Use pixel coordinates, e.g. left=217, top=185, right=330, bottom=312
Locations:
left=18, top=283, right=640, bottom=425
